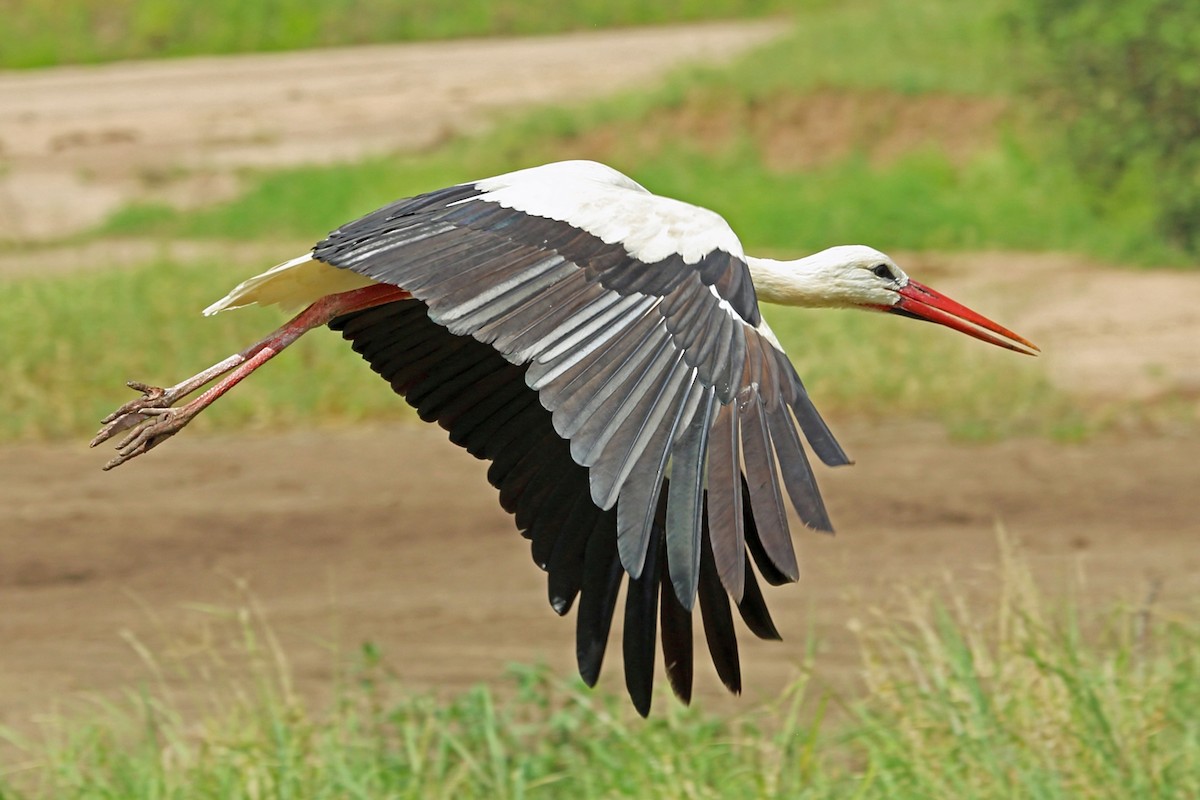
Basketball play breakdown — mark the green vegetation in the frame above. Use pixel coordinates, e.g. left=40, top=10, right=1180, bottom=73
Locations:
left=683, top=0, right=1020, bottom=96
left=96, top=0, right=1189, bottom=266
left=10, top=0, right=1186, bottom=267
left=0, top=259, right=400, bottom=441
left=111, top=142, right=1172, bottom=264
left=1012, top=0, right=1200, bottom=256
left=2, top=543, right=1195, bottom=798
left=0, top=0, right=789, bottom=69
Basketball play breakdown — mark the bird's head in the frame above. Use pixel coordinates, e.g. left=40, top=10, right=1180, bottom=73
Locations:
left=752, top=245, right=1039, bottom=355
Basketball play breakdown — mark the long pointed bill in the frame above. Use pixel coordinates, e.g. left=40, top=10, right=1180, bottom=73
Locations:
left=890, top=280, right=1039, bottom=355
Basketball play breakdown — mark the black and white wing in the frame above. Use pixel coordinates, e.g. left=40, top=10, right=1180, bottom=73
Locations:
left=319, top=161, right=850, bottom=715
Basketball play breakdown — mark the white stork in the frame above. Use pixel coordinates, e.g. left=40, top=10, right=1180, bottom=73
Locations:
left=93, top=160, right=1037, bottom=716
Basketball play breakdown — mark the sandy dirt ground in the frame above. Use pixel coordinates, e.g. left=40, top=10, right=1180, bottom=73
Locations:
left=2, top=423, right=1197, bottom=727
left=1, top=22, right=1198, bottom=730
left=0, top=20, right=781, bottom=241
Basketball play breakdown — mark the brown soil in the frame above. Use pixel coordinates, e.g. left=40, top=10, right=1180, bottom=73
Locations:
left=2, top=420, right=1197, bottom=727
left=900, top=251, right=1200, bottom=402
left=757, top=90, right=1010, bottom=170
left=0, top=20, right=782, bottom=242
left=565, top=89, right=1010, bottom=170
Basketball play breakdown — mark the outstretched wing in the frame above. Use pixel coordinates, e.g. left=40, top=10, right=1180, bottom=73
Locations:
left=319, top=161, right=849, bottom=714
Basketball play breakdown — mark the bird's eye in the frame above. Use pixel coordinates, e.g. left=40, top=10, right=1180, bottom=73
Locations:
left=871, top=263, right=894, bottom=280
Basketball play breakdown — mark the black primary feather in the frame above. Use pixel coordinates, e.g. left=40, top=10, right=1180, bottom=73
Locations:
left=624, top=495, right=666, bottom=717
left=321, top=167, right=849, bottom=713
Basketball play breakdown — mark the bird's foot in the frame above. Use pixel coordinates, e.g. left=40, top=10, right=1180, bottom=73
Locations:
left=91, top=380, right=189, bottom=449
left=97, top=403, right=201, bottom=471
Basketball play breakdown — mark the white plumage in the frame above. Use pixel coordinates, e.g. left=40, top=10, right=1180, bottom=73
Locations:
left=471, top=161, right=744, bottom=264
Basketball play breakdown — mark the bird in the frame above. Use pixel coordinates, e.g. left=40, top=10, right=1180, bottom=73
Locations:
left=92, top=159, right=1037, bottom=716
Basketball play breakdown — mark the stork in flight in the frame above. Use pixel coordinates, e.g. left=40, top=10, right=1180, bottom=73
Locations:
left=93, top=160, right=1036, bottom=716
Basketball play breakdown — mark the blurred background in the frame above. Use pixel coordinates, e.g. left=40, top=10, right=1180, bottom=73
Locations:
left=0, top=1, right=1197, bottom=796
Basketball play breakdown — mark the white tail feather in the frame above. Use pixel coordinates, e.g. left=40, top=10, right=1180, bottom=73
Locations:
left=203, top=253, right=376, bottom=316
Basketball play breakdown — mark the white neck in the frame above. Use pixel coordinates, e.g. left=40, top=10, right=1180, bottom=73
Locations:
left=746, top=254, right=844, bottom=308
left=745, top=245, right=899, bottom=310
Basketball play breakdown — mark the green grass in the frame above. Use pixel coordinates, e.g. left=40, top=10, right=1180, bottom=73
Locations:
left=2, top=541, right=1196, bottom=798
left=98, top=136, right=1184, bottom=268
left=635, top=146, right=1181, bottom=265
left=0, top=258, right=408, bottom=441
left=840, top=544, right=1200, bottom=798
left=82, top=0, right=1188, bottom=269
left=688, top=0, right=1023, bottom=96
left=0, top=0, right=792, bottom=69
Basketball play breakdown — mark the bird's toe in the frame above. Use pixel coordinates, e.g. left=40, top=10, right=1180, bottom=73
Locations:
left=97, top=404, right=199, bottom=469
left=91, top=381, right=181, bottom=447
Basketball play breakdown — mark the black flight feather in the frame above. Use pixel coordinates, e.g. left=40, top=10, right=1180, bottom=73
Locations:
left=576, top=513, right=623, bottom=687
left=624, top=499, right=665, bottom=717
left=697, top=515, right=742, bottom=693
left=319, top=167, right=856, bottom=714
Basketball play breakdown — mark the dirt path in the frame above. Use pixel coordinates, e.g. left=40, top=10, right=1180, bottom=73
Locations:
left=0, top=20, right=782, bottom=241
left=900, top=251, right=1200, bottom=401
left=1, top=421, right=1197, bottom=726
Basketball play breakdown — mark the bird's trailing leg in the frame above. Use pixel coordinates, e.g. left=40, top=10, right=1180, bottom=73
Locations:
left=92, top=282, right=409, bottom=470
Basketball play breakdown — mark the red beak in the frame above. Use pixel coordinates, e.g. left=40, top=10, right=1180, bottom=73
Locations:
left=889, top=280, right=1039, bottom=355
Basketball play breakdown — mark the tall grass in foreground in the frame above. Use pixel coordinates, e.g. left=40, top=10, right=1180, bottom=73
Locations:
left=1, top=540, right=1195, bottom=798
left=0, top=255, right=1067, bottom=443
left=848, top=538, right=1200, bottom=797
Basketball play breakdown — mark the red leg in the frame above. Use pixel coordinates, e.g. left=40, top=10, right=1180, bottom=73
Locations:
left=94, top=283, right=409, bottom=470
